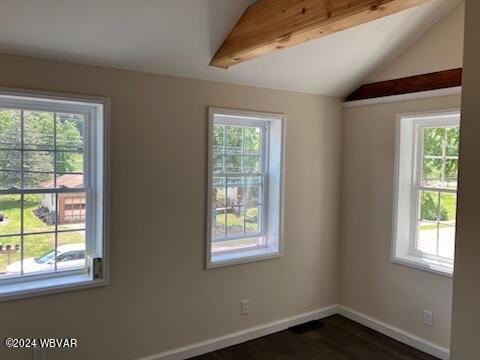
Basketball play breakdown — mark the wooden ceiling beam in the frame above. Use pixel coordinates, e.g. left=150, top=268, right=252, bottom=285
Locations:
left=210, top=0, right=431, bottom=69
left=345, top=68, right=463, bottom=101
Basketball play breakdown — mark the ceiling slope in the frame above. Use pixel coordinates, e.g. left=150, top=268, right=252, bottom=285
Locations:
left=367, top=0, right=464, bottom=82
left=0, top=0, right=461, bottom=96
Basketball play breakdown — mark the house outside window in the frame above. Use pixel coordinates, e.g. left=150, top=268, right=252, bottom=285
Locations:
left=40, top=174, right=86, bottom=224
left=207, top=108, right=285, bottom=268
left=392, top=110, right=460, bottom=276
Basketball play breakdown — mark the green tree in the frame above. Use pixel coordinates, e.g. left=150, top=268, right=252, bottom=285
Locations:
left=213, top=124, right=261, bottom=173
left=421, top=126, right=459, bottom=221
left=0, top=110, right=22, bottom=188
left=0, top=110, right=83, bottom=189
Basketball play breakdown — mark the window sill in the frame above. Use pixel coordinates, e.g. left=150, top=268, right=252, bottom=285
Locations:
left=392, top=254, right=453, bottom=278
left=0, top=273, right=107, bottom=302
left=208, top=247, right=281, bottom=269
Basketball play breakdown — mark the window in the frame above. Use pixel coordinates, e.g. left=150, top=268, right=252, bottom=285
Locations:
left=207, top=108, right=284, bottom=268
left=392, top=110, right=460, bottom=276
left=0, top=90, right=108, bottom=300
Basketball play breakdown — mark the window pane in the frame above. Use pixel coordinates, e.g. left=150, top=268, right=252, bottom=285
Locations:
left=212, top=177, right=226, bottom=209
left=422, top=158, right=443, bottom=188
left=0, top=236, right=21, bottom=277
left=225, top=155, right=242, bottom=173
left=58, top=193, right=87, bottom=230
left=417, top=191, right=456, bottom=258
left=24, top=111, right=54, bottom=150
left=420, top=191, right=440, bottom=221
left=212, top=154, right=223, bottom=174
left=0, top=149, right=21, bottom=173
left=23, top=151, right=54, bottom=172
left=244, top=127, right=261, bottom=155
left=424, top=127, right=444, bottom=156
left=56, top=113, right=84, bottom=152
left=226, top=206, right=244, bottom=236
left=0, top=171, right=21, bottom=190
left=213, top=208, right=226, bottom=238
left=438, top=223, right=455, bottom=259
left=246, top=176, right=262, bottom=205
left=227, top=177, right=244, bottom=206
left=0, top=195, right=21, bottom=236
left=225, top=126, right=242, bottom=154
left=23, top=151, right=54, bottom=189
left=213, top=124, right=224, bottom=152
left=0, top=109, right=21, bottom=149
left=445, top=159, right=458, bottom=189
left=23, top=194, right=56, bottom=234
left=23, top=233, right=55, bottom=274
left=212, top=181, right=226, bottom=209
left=438, top=193, right=456, bottom=259
left=55, top=173, right=84, bottom=190
left=439, top=193, right=456, bottom=222
left=56, top=113, right=85, bottom=185
left=24, top=172, right=54, bottom=190
left=244, top=156, right=261, bottom=173
left=212, top=177, right=226, bottom=239
left=212, top=237, right=265, bottom=254
left=57, top=231, right=86, bottom=271
left=446, top=126, right=460, bottom=156
left=0, top=150, right=21, bottom=189
left=245, top=206, right=261, bottom=234
left=417, top=221, right=438, bottom=256
left=56, top=152, right=84, bottom=175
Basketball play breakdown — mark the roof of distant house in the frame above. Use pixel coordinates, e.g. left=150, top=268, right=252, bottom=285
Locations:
left=42, top=174, right=83, bottom=189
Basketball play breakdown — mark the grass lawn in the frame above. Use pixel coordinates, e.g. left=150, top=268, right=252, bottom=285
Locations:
left=420, top=223, right=454, bottom=231
left=0, top=194, right=84, bottom=274
left=420, top=192, right=457, bottom=231
left=216, top=209, right=259, bottom=232
left=213, top=209, right=262, bottom=252
left=442, top=193, right=457, bottom=219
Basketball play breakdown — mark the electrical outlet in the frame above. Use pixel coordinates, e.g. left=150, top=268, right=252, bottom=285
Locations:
left=32, top=347, right=47, bottom=360
left=423, top=310, right=433, bottom=327
left=241, top=299, right=249, bottom=315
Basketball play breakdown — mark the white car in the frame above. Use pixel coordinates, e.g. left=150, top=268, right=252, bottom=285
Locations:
left=7, top=243, right=86, bottom=274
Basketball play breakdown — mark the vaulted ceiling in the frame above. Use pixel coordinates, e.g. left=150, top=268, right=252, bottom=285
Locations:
left=0, top=0, right=460, bottom=96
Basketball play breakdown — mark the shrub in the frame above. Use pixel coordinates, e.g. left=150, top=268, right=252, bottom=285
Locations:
left=421, top=192, right=448, bottom=221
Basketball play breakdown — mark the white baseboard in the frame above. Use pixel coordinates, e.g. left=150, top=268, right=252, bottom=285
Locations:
left=338, top=306, right=450, bottom=360
left=137, top=305, right=339, bottom=360
left=138, top=305, right=450, bottom=360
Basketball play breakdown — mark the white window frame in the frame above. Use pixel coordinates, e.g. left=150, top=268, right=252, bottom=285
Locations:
left=0, top=88, right=109, bottom=301
left=206, top=108, right=285, bottom=268
left=392, top=109, right=460, bottom=277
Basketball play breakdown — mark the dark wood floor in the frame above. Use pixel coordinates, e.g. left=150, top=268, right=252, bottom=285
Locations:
left=191, top=315, right=438, bottom=360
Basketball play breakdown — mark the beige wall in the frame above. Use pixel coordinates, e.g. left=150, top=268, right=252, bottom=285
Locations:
left=368, top=1, right=464, bottom=83
left=341, top=94, right=461, bottom=349
left=450, top=0, right=480, bottom=358
left=341, top=1, right=466, bottom=353
left=0, top=54, right=343, bottom=360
